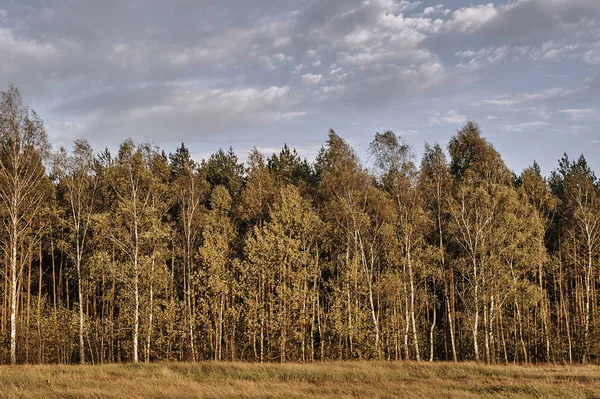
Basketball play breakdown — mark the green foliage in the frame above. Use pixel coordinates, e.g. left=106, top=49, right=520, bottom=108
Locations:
left=204, top=147, right=244, bottom=197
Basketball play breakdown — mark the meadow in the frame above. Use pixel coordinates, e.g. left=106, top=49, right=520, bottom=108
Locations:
left=1, top=361, right=600, bottom=398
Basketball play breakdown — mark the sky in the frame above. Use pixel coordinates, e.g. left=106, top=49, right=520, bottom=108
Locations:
left=1, top=0, right=599, bottom=176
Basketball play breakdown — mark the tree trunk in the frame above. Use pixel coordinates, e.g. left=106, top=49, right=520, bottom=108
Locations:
left=472, top=258, right=479, bottom=362
left=407, top=245, right=420, bottom=361
left=146, top=257, right=155, bottom=363
left=10, top=222, right=18, bottom=364
left=133, top=238, right=139, bottom=363
left=77, top=250, right=85, bottom=364
left=37, top=241, right=43, bottom=363
left=429, top=304, right=436, bottom=362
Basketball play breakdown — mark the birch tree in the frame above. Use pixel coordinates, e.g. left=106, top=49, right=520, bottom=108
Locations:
left=199, top=186, right=236, bottom=361
left=447, top=122, right=511, bottom=363
left=106, top=140, right=158, bottom=362
left=420, top=143, right=455, bottom=361
left=0, top=85, right=51, bottom=364
left=170, top=143, right=207, bottom=361
left=245, top=185, right=321, bottom=361
left=370, top=131, right=428, bottom=361
left=53, top=139, right=98, bottom=364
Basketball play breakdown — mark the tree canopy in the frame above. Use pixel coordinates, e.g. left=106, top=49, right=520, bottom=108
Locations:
left=0, top=85, right=599, bottom=365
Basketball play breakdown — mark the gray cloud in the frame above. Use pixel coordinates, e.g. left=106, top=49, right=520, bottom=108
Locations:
left=0, top=0, right=597, bottom=174
left=446, top=0, right=600, bottom=42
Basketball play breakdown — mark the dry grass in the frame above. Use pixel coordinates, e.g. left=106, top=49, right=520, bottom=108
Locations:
left=1, top=361, right=600, bottom=398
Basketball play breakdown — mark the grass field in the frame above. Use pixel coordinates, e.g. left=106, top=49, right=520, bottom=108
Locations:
left=1, top=361, right=600, bottom=398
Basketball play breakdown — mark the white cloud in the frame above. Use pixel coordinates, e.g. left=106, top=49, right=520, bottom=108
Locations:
left=445, top=3, right=499, bottom=33
left=54, top=85, right=305, bottom=144
left=559, top=108, right=600, bottom=121
left=456, top=46, right=508, bottom=69
left=445, top=0, right=600, bottom=38
left=302, top=73, right=323, bottom=85
left=344, top=29, right=375, bottom=46
left=475, top=88, right=573, bottom=108
left=503, top=121, right=549, bottom=132
left=172, top=86, right=295, bottom=115
left=293, top=64, right=305, bottom=74
left=455, top=50, right=475, bottom=58
left=423, top=6, right=437, bottom=15
left=429, top=110, right=467, bottom=126
left=533, top=41, right=582, bottom=61
left=583, top=50, right=600, bottom=65
left=314, top=84, right=346, bottom=100
left=294, top=0, right=447, bottom=101
left=0, top=28, right=60, bottom=63
left=273, top=53, right=286, bottom=62
left=422, top=5, right=449, bottom=16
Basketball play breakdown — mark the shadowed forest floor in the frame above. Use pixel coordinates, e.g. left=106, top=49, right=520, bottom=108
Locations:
left=1, top=361, right=600, bottom=398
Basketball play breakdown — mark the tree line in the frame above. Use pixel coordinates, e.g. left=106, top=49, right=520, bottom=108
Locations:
left=0, top=84, right=599, bottom=365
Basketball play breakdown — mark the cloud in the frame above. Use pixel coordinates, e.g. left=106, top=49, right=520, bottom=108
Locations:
left=302, top=73, right=323, bottom=85
left=503, top=120, right=549, bottom=132
left=559, top=108, right=600, bottom=121
left=456, top=46, right=509, bottom=69
left=314, top=84, right=346, bottom=100
left=429, top=110, right=468, bottom=125
left=445, top=0, right=600, bottom=43
left=1, top=0, right=451, bottom=112
left=474, top=88, right=574, bottom=108
left=290, top=0, right=447, bottom=103
left=583, top=50, right=600, bottom=65
left=445, top=3, right=499, bottom=33
left=422, top=5, right=450, bottom=16
left=0, top=28, right=82, bottom=94
left=452, top=39, right=598, bottom=71
left=532, top=41, right=582, bottom=61
left=52, top=85, right=305, bottom=145
left=0, top=28, right=58, bottom=61
left=0, top=0, right=599, bottom=175
left=455, top=50, right=475, bottom=58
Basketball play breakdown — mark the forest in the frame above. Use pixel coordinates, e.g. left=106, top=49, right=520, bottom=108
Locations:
left=0, top=83, right=598, bottom=366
